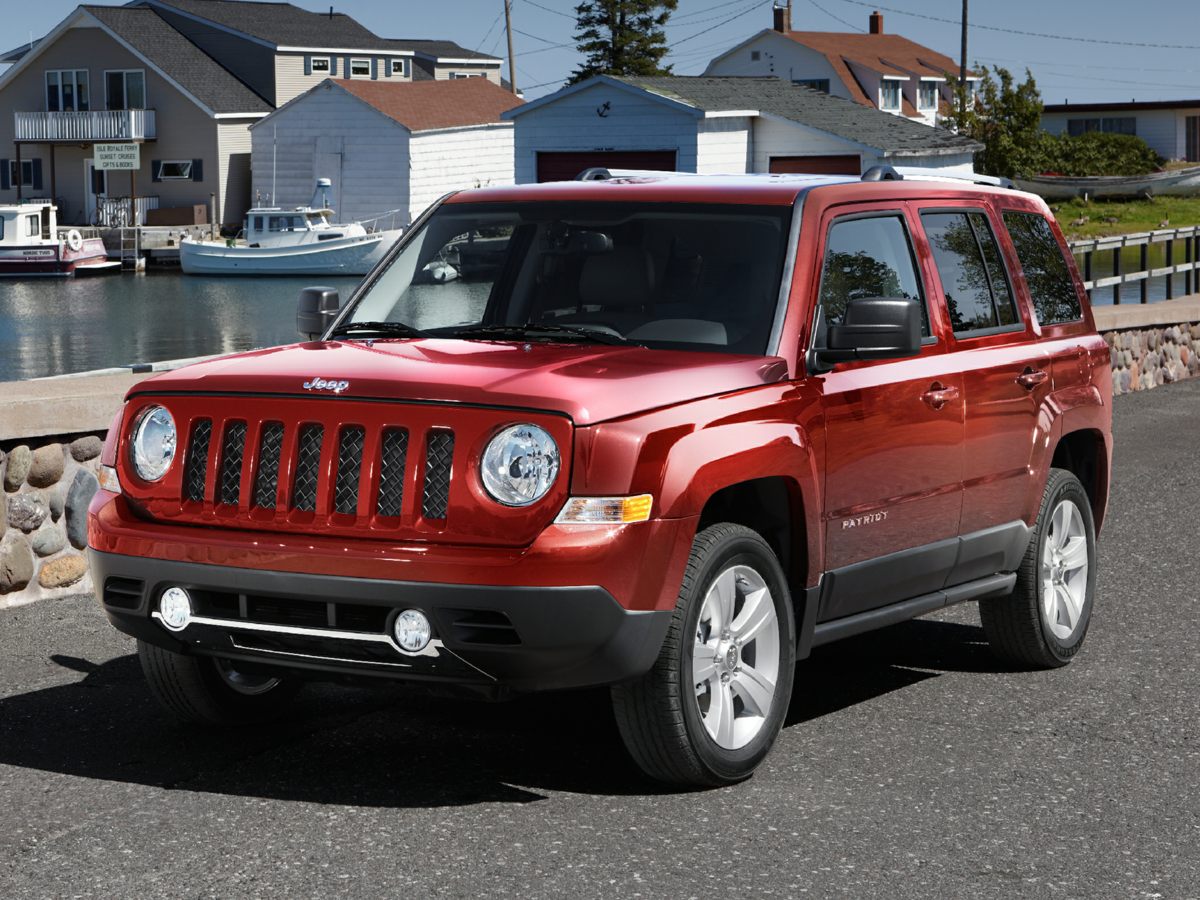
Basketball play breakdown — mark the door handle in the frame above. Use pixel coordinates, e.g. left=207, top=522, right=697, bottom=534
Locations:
left=921, top=382, right=959, bottom=410
left=1016, top=368, right=1049, bottom=390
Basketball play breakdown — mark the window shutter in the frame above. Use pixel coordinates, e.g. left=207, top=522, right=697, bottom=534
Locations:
left=1, top=160, right=9, bottom=191
left=31, top=159, right=43, bottom=191
left=343, top=56, right=351, bottom=79
left=191, top=159, right=203, bottom=182
left=383, top=58, right=391, bottom=78
left=371, top=58, right=378, bottom=80
left=151, top=160, right=162, bottom=182
left=330, top=57, right=338, bottom=76
left=304, top=56, right=312, bottom=76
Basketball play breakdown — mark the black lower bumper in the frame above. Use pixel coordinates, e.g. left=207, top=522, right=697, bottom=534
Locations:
left=88, top=550, right=672, bottom=693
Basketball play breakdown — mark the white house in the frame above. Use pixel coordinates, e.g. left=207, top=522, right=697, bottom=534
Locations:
left=503, top=75, right=980, bottom=183
left=703, top=5, right=978, bottom=128
left=1041, top=100, right=1200, bottom=163
left=250, top=78, right=523, bottom=225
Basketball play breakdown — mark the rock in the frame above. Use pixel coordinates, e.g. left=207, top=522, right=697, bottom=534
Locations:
left=1119, top=370, right=1132, bottom=393
left=8, top=494, right=48, bottom=533
left=0, top=532, right=34, bottom=593
left=0, top=491, right=5, bottom=540
left=69, top=436, right=103, bottom=462
left=4, top=445, right=31, bottom=491
left=43, top=483, right=65, bottom=522
left=31, top=522, right=65, bottom=557
left=65, top=469, right=98, bottom=550
left=37, top=554, right=88, bottom=590
left=27, top=444, right=64, bottom=488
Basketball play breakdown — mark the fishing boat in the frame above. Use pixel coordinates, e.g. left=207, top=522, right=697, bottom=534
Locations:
left=179, top=179, right=403, bottom=276
left=1015, top=165, right=1200, bottom=200
left=0, top=202, right=113, bottom=277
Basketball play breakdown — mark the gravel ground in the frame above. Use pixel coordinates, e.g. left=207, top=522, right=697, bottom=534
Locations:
left=1, top=380, right=1197, bottom=899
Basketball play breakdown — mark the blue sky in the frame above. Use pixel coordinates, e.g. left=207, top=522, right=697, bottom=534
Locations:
left=3, top=0, right=1199, bottom=103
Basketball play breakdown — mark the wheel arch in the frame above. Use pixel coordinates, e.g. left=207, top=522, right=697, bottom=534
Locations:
left=1049, top=427, right=1110, bottom=533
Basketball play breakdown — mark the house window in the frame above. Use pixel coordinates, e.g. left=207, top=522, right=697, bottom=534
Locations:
left=350, top=58, right=371, bottom=77
left=311, top=57, right=330, bottom=74
left=158, top=161, right=193, bottom=180
left=793, top=78, right=830, bottom=93
left=391, top=59, right=407, bottom=76
left=449, top=71, right=485, bottom=79
left=106, top=70, right=146, bottom=110
left=1067, top=117, right=1136, bottom=137
left=918, top=80, right=938, bottom=110
left=8, top=160, right=35, bottom=187
left=880, top=80, right=901, bottom=111
left=751, top=50, right=761, bottom=61
left=46, top=70, right=90, bottom=112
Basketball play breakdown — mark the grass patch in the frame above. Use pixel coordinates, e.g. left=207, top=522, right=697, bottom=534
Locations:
left=1050, top=196, right=1200, bottom=241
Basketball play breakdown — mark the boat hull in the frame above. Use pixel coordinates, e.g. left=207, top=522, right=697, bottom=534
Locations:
left=1015, top=166, right=1200, bottom=200
left=179, top=230, right=402, bottom=276
left=0, top=238, right=108, bottom=278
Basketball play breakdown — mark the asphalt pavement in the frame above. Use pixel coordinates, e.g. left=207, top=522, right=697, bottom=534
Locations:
left=2, top=380, right=1198, bottom=899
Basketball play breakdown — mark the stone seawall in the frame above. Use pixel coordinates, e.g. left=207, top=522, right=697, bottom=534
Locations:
left=1105, top=323, right=1200, bottom=394
left=1, top=435, right=104, bottom=606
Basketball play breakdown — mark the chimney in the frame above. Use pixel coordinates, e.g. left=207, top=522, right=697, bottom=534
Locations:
left=773, top=1, right=792, bottom=34
left=869, top=10, right=883, bottom=33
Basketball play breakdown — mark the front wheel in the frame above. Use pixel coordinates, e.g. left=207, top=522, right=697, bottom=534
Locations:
left=612, top=523, right=796, bottom=787
left=137, top=641, right=301, bottom=726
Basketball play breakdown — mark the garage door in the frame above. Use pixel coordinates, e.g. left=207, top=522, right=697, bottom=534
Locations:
left=536, top=150, right=677, bottom=183
left=769, top=155, right=861, bottom=175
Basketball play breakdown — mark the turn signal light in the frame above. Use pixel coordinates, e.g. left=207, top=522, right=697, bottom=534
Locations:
left=554, top=494, right=653, bottom=524
left=98, top=465, right=122, bottom=494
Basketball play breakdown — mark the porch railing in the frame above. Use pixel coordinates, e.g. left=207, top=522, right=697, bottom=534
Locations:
left=95, top=196, right=160, bottom=228
left=14, top=109, right=156, bottom=142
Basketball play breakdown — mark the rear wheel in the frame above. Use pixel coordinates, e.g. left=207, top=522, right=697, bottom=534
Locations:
left=138, top=641, right=300, bottom=726
left=612, top=523, right=795, bottom=787
left=980, top=468, right=1097, bottom=668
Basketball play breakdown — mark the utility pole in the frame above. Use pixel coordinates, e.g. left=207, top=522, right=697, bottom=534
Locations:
left=504, top=0, right=518, bottom=95
left=959, top=0, right=969, bottom=119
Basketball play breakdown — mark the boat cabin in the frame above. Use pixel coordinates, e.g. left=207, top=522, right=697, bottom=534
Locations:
left=241, top=207, right=362, bottom=248
left=1, top=202, right=56, bottom=245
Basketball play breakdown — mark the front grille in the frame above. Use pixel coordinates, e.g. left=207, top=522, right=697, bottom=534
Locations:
left=333, top=426, right=365, bottom=515
left=191, top=589, right=390, bottom=634
left=291, top=424, right=324, bottom=512
left=252, top=422, right=284, bottom=509
left=422, top=431, right=455, bottom=520
left=217, top=421, right=247, bottom=506
left=376, top=428, right=409, bottom=517
left=103, top=577, right=144, bottom=610
left=183, top=419, right=212, bottom=502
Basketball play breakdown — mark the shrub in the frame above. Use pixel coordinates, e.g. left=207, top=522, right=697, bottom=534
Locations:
left=1029, top=131, right=1161, bottom=177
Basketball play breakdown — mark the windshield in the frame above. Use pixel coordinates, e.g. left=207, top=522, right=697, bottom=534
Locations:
left=338, top=201, right=793, bottom=355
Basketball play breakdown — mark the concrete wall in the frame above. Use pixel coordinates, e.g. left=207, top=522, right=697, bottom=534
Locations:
left=408, top=123, right=514, bottom=220
left=512, top=82, right=700, bottom=183
left=0, top=24, right=222, bottom=226
left=696, top=117, right=752, bottom=174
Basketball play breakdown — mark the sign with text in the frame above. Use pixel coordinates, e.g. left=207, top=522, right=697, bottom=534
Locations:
left=94, top=143, right=140, bottom=171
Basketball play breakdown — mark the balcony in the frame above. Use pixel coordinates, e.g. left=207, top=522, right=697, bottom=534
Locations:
left=14, top=109, right=156, bottom=143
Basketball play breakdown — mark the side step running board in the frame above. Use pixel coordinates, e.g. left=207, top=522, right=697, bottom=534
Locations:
left=810, top=572, right=1016, bottom=648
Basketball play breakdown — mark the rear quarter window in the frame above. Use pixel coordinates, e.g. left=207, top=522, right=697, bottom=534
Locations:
left=921, top=210, right=1020, bottom=335
left=1003, top=212, right=1084, bottom=326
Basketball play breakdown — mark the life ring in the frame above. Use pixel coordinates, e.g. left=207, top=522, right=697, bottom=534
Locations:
left=65, top=230, right=84, bottom=252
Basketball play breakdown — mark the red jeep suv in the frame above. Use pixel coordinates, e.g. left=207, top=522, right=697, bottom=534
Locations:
left=88, top=170, right=1111, bottom=786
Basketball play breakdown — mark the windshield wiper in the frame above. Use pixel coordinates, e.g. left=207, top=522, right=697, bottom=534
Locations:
left=329, top=320, right=427, bottom=339
left=441, top=323, right=642, bottom=347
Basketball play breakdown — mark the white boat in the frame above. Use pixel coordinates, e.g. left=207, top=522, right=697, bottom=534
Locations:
left=0, top=201, right=110, bottom=277
left=1014, top=165, right=1200, bottom=200
left=179, top=206, right=403, bottom=276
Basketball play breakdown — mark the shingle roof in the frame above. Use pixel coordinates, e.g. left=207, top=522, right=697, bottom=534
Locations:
left=618, top=76, right=980, bottom=156
left=333, top=78, right=523, bottom=132
left=86, top=6, right=272, bottom=113
left=0, top=39, right=40, bottom=64
left=383, top=39, right=501, bottom=62
left=147, top=0, right=395, bottom=49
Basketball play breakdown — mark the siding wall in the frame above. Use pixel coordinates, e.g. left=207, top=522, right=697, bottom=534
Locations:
left=250, top=85, right=408, bottom=225
left=512, top=83, right=700, bottom=183
left=696, top=116, right=751, bottom=174
left=274, top=53, right=414, bottom=107
left=145, top=6, right=275, bottom=103
left=751, top=115, right=874, bottom=173
left=216, top=120, right=254, bottom=224
left=0, top=25, right=221, bottom=225
left=1041, top=109, right=1200, bottom=160
left=408, top=123, right=514, bottom=219
left=705, top=35, right=857, bottom=104
left=425, top=61, right=502, bottom=85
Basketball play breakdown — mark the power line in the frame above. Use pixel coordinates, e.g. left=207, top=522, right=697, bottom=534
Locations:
left=674, top=0, right=760, bottom=22
left=671, top=0, right=773, bottom=48
left=521, top=0, right=576, bottom=19
left=473, top=9, right=504, bottom=54
left=669, top=0, right=767, bottom=33
left=833, top=0, right=1200, bottom=51
left=807, top=0, right=864, bottom=32
left=514, top=27, right=567, bottom=45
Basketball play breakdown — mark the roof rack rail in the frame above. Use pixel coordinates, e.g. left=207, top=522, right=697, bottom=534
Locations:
left=861, top=165, right=903, bottom=182
left=861, top=165, right=1017, bottom=190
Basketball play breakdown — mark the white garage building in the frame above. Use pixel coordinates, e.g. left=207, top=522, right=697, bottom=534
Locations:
left=503, top=75, right=979, bottom=182
left=250, top=77, right=523, bottom=225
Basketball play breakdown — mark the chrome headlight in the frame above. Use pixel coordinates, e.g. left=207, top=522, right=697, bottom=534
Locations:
left=130, top=405, right=176, bottom=482
left=480, top=424, right=560, bottom=506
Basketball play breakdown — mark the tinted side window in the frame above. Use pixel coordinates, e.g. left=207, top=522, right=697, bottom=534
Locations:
left=1003, top=212, right=1083, bottom=325
left=818, top=215, right=928, bottom=337
left=921, top=211, right=1019, bottom=334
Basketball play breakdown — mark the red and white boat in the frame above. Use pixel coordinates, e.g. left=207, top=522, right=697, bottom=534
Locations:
left=0, top=202, right=114, bottom=277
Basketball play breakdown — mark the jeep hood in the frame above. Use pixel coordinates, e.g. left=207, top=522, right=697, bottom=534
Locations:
left=131, top=339, right=790, bottom=425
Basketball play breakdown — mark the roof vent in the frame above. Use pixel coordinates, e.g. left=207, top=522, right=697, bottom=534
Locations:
left=869, top=10, right=884, bottom=33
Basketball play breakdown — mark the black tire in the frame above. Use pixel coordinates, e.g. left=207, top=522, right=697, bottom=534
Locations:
left=612, top=523, right=796, bottom=787
left=137, top=641, right=301, bottom=726
left=980, top=468, right=1097, bottom=668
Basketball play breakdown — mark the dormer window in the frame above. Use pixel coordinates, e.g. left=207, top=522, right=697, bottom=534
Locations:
left=350, top=58, right=371, bottom=78
left=880, top=79, right=901, bottom=111
left=311, top=57, right=330, bottom=74
left=391, top=59, right=407, bottom=76
left=918, top=80, right=938, bottom=110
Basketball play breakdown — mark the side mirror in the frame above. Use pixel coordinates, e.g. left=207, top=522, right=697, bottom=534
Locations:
left=297, top=286, right=340, bottom=340
left=817, top=297, right=922, bottom=364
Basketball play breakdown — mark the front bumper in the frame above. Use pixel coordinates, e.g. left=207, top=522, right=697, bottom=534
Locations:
left=89, top=549, right=673, bottom=693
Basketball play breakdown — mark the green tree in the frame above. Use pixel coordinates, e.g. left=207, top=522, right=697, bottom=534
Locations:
left=568, top=0, right=677, bottom=84
left=947, top=65, right=1045, bottom=179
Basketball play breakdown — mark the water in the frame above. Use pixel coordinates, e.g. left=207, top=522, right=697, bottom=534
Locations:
left=0, top=271, right=363, bottom=382
left=1076, top=244, right=1192, bottom=307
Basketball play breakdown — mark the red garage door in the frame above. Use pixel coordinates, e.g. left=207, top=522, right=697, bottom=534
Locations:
left=769, top=155, right=861, bottom=175
left=536, top=150, right=677, bottom=183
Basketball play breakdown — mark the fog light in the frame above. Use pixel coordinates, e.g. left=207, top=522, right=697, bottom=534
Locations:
left=158, top=587, right=192, bottom=632
left=393, top=608, right=432, bottom=652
